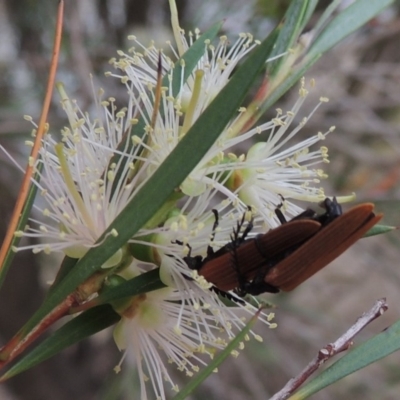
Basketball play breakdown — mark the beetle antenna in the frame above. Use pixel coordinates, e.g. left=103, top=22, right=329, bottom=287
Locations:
left=275, top=195, right=288, bottom=224
left=210, top=209, right=219, bottom=241
left=207, top=209, right=220, bottom=257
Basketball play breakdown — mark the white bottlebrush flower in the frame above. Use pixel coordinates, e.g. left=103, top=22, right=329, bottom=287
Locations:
left=116, top=189, right=278, bottom=399
left=11, top=84, right=162, bottom=263
left=231, top=79, right=336, bottom=227
left=107, top=30, right=261, bottom=197
left=113, top=260, right=275, bottom=400
left=108, top=23, right=334, bottom=226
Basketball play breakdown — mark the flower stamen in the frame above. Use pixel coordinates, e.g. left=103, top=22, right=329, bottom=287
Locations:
left=182, top=69, right=204, bottom=136
left=54, top=143, right=96, bottom=233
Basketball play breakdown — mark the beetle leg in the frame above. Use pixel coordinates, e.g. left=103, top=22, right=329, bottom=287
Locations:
left=238, top=206, right=254, bottom=243
left=275, top=207, right=287, bottom=224
left=226, top=207, right=258, bottom=296
left=231, top=206, right=254, bottom=247
left=211, top=286, right=245, bottom=304
left=226, top=223, right=249, bottom=296
left=274, top=195, right=319, bottom=224
left=234, top=260, right=280, bottom=296
left=275, top=196, right=288, bottom=224
left=173, top=240, right=204, bottom=271
left=243, top=279, right=280, bottom=296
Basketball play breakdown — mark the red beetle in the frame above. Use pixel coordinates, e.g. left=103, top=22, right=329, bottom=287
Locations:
left=183, top=198, right=382, bottom=296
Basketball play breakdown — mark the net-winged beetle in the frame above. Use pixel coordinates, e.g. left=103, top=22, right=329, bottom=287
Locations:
left=182, top=198, right=382, bottom=296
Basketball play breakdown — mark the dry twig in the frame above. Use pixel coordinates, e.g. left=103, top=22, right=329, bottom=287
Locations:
left=269, top=298, right=388, bottom=400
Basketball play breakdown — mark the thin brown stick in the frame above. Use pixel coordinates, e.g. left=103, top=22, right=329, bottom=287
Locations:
left=269, top=298, right=388, bottom=400
left=0, top=1, right=64, bottom=268
left=0, top=294, right=76, bottom=370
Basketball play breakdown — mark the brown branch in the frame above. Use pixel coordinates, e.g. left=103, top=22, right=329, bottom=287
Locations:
left=0, top=0, right=64, bottom=268
left=0, top=294, right=77, bottom=370
left=269, top=298, right=388, bottom=400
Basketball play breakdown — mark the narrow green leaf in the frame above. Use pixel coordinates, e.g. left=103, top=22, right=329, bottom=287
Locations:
left=0, top=162, right=43, bottom=289
left=312, top=0, right=342, bottom=36
left=17, top=27, right=280, bottom=338
left=300, top=0, right=319, bottom=32
left=306, top=0, right=394, bottom=61
left=0, top=305, right=120, bottom=381
left=170, top=22, right=223, bottom=97
left=254, top=54, right=320, bottom=121
left=47, top=256, right=78, bottom=295
left=267, top=0, right=314, bottom=76
left=172, top=311, right=260, bottom=400
left=256, top=0, right=393, bottom=121
left=93, top=269, right=165, bottom=306
left=364, top=224, right=396, bottom=238
left=291, top=318, right=400, bottom=399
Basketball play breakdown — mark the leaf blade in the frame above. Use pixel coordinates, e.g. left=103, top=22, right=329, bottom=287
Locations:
left=0, top=305, right=120, bottom=381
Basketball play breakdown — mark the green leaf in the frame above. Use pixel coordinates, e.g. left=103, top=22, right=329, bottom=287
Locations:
left=311, top=0, right=342, bottom=35
left=254, top=0, right=393, bottom=121
left=290, top=318, right=400, bottom=399
left=0, top=162, right=43, bottom=289
left=306, top=0, right=394, bottom=61
left=0, top=305, right=120, bottom=381
left=88, top=269, right=165, bottom=307
left=300, top=0, right=319, bottom=31
left=169, top=22, right=223, bottom=97
left=364, top=224, right=396, bottom=238
left=172, top=311, right=260, bottom=400
left=47, top=256, right=78, bottom=295
left=267, top=0, right=316, bottom=76
left=16, top=26, right=280, bottom=340
left=254, top=54, right=319, bottom=121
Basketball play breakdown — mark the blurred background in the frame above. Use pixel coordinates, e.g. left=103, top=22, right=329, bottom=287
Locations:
left=0, top=0, right=400, bottom=399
